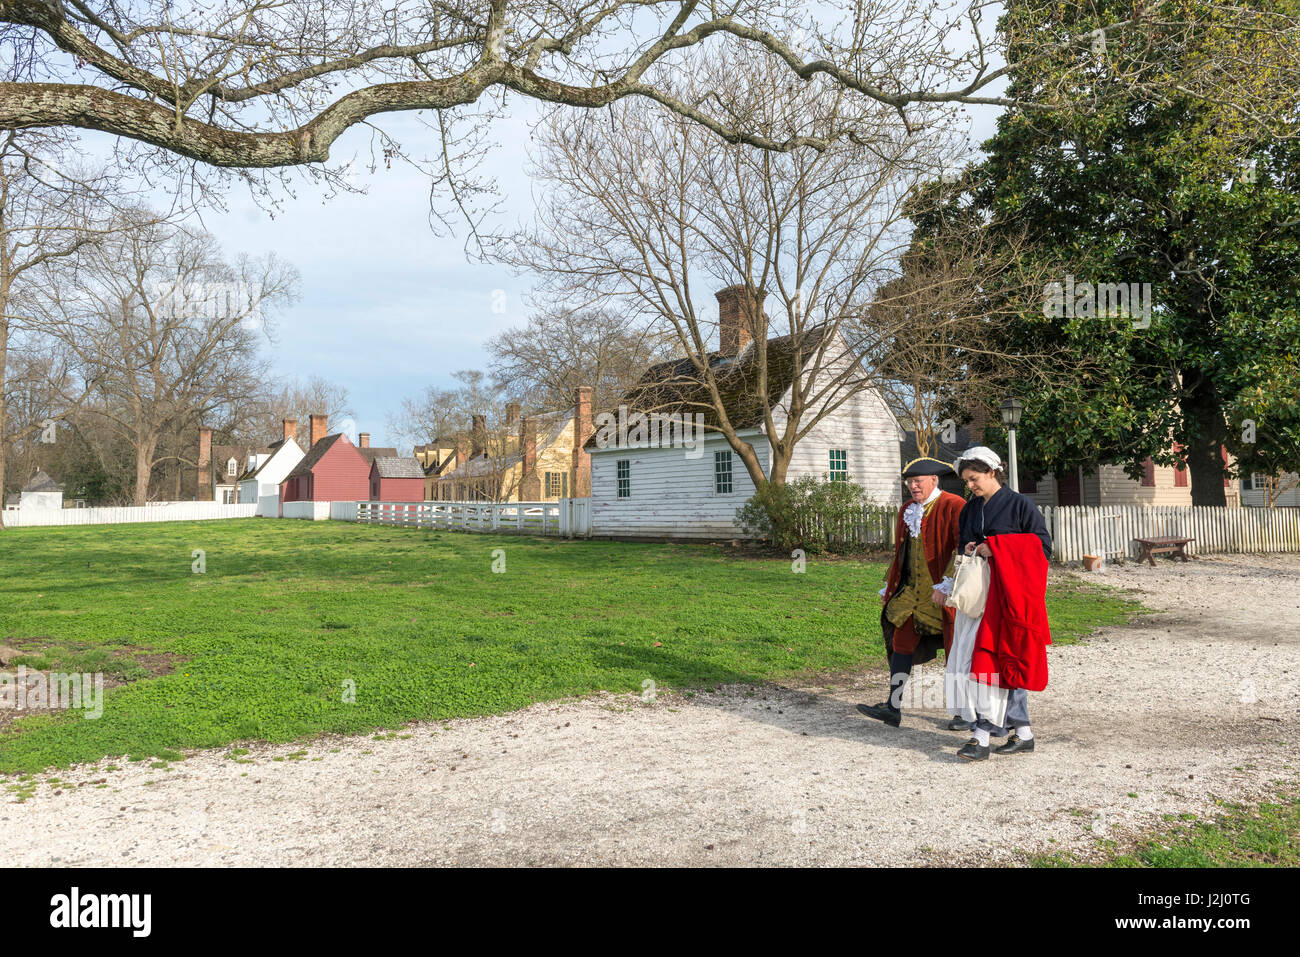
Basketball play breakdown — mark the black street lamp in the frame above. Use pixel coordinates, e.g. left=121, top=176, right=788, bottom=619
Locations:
left=999, top=398, right=1024, bottom=492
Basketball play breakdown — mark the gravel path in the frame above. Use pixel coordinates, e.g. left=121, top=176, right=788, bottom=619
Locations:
left=7, top=552, right=1298, bottom=866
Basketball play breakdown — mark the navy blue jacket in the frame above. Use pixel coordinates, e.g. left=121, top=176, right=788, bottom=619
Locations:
left=958, top=485, right=1052, bottom=561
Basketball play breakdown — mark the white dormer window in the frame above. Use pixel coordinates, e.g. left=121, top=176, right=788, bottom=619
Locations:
left=227, top=457, right=238, bottom=477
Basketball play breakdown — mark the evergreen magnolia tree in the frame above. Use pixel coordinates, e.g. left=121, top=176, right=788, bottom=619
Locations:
left=915, top=0, right=1300, bottom=505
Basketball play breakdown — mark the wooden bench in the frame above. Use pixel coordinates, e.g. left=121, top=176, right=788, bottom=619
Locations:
left=1135, top=536, right=1194, bottom=566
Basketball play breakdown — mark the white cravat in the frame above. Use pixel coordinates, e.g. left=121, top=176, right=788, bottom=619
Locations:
left=903, top=486, right=942, bottom=538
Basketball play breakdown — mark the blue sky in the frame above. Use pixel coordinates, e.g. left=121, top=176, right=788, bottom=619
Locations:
left=180, top=105, right=544, bottom=452
left=163, top=93, right=1004, bottom=453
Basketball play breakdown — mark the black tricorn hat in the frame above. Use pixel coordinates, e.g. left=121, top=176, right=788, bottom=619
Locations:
left=901, top=456, right=955, bottom=478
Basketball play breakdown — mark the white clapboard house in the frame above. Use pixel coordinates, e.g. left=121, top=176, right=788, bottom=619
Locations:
left=237, top=420, right=306, bottom=517
left=584, top=285, right=903, bottom=539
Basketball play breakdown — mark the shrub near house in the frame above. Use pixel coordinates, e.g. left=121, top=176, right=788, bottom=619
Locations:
left=738, top=476, right=875, bottom=553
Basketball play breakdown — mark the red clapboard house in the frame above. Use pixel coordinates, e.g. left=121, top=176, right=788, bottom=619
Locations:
left=369, top=456, right=426, bottom=501
left=280, top=433, right=371, bottom=504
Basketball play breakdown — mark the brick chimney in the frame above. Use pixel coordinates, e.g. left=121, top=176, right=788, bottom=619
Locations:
left=519, top=416, right=541, bottom=500
left=716, top=284, right=766, bottom=354
left=283, top=418, right=298, bottom=444
left=470, top=414, right=487, bottom=457
left=358, top=432, right=370, bottom=449
left=570, top=385, right=593, bottom=498
left=505, top=402, right=520, bottom=428
left=197, top=427, right=213, bottom=501
left=455, top=435, right=468, bottom=467
left=309, top=414, right=328, bottom=447
left=968, top=404, right=990, bottom=446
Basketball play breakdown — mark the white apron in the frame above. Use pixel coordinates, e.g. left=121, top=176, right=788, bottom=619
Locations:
left=945, top=608, right=1009, bottom=727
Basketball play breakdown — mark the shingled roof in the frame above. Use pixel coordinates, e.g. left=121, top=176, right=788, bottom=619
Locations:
left=438, top=452, right=524, bottom=480
left=284, top=433, right=350, bottom=481
left=246, top=438, right=290, bottom=479
left=584, top=325, right=832, bottom=450
left=22, top=469, right=63, bottom=492
left=899, top=426, right=971, bottom=470
left=370, top=456, right=426, bottom=479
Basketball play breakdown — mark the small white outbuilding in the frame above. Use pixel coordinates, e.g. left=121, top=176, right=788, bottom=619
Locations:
left=17, top=470, right=64, bottom=511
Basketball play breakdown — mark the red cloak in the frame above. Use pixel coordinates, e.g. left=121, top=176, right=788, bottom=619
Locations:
left=971, top=532, right=1052, bottom=691
left=881, top=491, right=964, bottom=660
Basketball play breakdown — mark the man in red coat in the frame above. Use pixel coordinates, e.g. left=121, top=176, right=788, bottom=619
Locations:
left=857, top=456, right=966, bottom=728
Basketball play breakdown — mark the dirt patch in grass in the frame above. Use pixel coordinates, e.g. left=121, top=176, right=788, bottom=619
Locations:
left=0, top=641, right=187, bottom=736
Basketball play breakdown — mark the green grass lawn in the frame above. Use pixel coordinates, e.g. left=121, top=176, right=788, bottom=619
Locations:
left=1031, top=785, right=1300, bottom=867
left=0, top=519, right=1142, bottom=774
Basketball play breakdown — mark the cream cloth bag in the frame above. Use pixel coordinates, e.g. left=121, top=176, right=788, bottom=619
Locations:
left=947, top=554, right=989, bottom=617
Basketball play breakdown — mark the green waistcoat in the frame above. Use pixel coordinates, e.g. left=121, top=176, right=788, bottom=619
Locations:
left=885, top=498, right=946, bottom=633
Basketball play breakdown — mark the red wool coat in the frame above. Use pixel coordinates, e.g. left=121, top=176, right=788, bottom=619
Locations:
left=971, top=532, right=1052, bottom=691
left=881, top=491, right=965, bottom=662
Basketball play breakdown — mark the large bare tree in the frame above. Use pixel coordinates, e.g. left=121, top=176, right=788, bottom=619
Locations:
left=45, top=210, right=297, bottom=504
left=237, top=375, right=356, bottom=446
left=390, top=367, right=499, bottom=451
left=1, top=1, right=1294, bottom=218
left=489, top=47, right=973, bottom=489
left=486, top=303, right=674, bottom=413
left=0, top=128, right=157, bottom=525
left=860, top=206, right=1065, bottom=458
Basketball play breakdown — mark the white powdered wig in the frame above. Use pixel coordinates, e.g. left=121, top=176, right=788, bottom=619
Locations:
left=957, top=446, right=1003, bottom=471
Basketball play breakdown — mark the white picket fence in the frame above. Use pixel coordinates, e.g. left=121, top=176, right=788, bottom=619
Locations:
left=1043, top=505, right=1300, bottom=562
left=2, top=501, right=257, bottom=527
left=341, top=499, right=592, bottom=537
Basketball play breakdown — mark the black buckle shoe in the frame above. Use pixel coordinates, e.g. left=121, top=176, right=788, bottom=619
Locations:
left=993, top=733, right=1036, bottom=755
left=857, top=702, right=901, bottom=727
left=947, top=716, right=972, bottom=731
left=957, top=738, right=989, bottom=761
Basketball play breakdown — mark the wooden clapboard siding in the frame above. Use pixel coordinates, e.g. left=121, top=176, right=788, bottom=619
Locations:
left=590, top=430, right=767, bottom=538
left=1040, top=461, right=1241, bottom=507
left=764, top=382, right=899, bottom=501
left=537, top=416, right=576, bottom=499
left=1239, top=472, right=1300, bottom=508
left=1023, top=473, right=1059, bottom=511
left=767, top=342, right=901, bottom=506
left=590, top=332, right=901, bottom=538
left=1089, top=462, right=1194, bottom=505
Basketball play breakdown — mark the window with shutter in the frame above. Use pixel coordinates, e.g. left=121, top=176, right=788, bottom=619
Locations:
left=1172, top=441, right=1188, bottom=487
left=1141, top=458, right=1155, bottom=487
